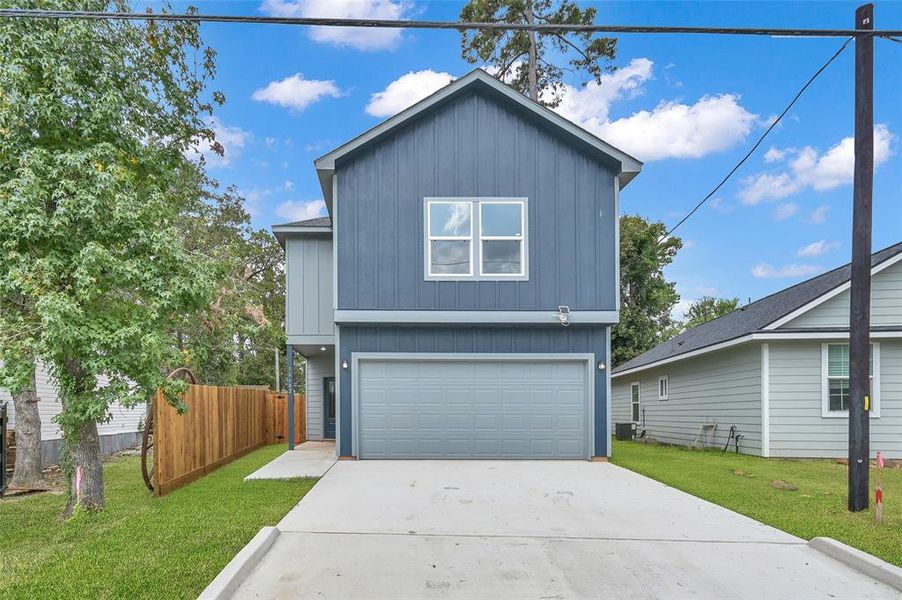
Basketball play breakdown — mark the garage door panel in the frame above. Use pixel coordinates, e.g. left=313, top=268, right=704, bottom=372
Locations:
left=357, top=357, right=590, bottom=459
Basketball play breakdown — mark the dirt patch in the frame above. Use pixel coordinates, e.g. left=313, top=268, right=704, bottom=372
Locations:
left=770, top=479, right=799, bottom=491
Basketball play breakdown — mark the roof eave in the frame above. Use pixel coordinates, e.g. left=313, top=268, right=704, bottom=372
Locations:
left=313, top=69, right=643, bottom=197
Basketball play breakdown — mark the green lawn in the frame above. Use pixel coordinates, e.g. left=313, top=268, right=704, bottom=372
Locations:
left=0, top=445, right=316, bottom=599
left=611, top=440, right=901, bottom=567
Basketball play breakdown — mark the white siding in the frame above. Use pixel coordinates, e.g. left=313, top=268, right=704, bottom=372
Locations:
left=769, top=339, right=901, bottom=458
left=612, top=344, right=763, bottom=455
left=2, top=364, right=145, bottom=441
left=286, top=237, right=335, bottom=337
left=782, top=260, right=902, bottom=329
left=304, top=352, right=335, bottom=441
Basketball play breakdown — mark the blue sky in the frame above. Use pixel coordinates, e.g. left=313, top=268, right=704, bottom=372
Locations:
left=148, top=1, right=901, bottom=317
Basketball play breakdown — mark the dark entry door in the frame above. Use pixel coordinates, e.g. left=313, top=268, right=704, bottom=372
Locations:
left=323, top=377, right=336, bottom=439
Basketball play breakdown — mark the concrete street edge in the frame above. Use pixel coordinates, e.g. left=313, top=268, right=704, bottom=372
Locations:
left=809, top=537, right=902, bottom=592
left=198, top=526, right=281, bottom=600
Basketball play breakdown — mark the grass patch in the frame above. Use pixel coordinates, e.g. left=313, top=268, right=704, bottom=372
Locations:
left=611, top=440, right=901, bottom=567
left=0, top=445, right=316, bottom=599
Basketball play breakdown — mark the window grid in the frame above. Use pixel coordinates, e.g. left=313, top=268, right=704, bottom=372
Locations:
left=479, top=200, right=526, bottom=277
left=424, top=198, right=528, bottom=281
left=823, top=343, right=878, bottom=417
left=426, top=201, right=473, bottom=277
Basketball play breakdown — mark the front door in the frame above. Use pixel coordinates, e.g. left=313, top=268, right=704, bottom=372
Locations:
left=323, top=377, right=336, bottom=439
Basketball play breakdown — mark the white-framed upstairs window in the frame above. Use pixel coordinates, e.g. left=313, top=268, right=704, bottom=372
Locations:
left=658, top=375, right=669, bottom=400
left=821, top=343, right=880, bottom=418
left=425, top=198, right=527, bottom=281
left=426, top=200, right=473, bottom=277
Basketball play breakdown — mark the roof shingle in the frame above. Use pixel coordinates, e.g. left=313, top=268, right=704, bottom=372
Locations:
left=613, top=241, right=902, bottom=374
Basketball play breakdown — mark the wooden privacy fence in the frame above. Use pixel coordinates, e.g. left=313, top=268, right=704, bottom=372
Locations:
left=152, top=385, right=304, bottom=496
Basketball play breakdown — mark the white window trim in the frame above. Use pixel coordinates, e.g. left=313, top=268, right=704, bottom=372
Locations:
left=658, top=375, right=669, bottom=400
left=424, top=197, right=528, bottom=281
left=478, top=199, right=526, bottom=278
left=425, top=199, right=474, bottom=278
left=820, top=342, right=880, bottom=418
left=630, top=382, right=641, bottom=423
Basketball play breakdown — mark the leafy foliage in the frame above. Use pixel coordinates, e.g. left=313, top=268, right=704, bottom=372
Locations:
left=0, top=0, right=221, bottom=476
left=173, top=182, right=290, bottom=389
left=683, top=296, right=740, bottom=330
left=460, top=0, right=617, bottom=105
left=612, top=216, right=682, bottom=366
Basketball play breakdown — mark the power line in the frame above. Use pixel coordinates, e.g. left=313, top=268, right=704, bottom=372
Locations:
left=621, top=36, right=854, bottom=272
left=1, top=8, right=901, bottom=37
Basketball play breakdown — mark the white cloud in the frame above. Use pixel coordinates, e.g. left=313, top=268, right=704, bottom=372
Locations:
left=252, top=73, right=343, bottom=111
left=275, top=199, right=327, bottom=222
left=240, top=187, right=272, bottom=216
left=186, top=117, right=249, bottom=168
left=671, top=297, right=694, bottom=320
left=764, top=147, right=786, bottom=162
left=550, top=58, right=757, bottom=162
left=282, top=180, right=295, bottom=192
left=708, top=197, right=735, bottom=214
left=366, top=70, right=454, bottom=117
left=739, top=125, right=894, bottom=204
left=806, top=205, right=830, bottom=224
left=264, top=137, right=277, bottom=148
left=552, top=58, right=653, bottom=126
left=588, top=95, right=757, bottom=161
left=751, top=263, right=823, bottom=279
left=773, top=202, right=799, bottom=221
left=798, top=240, right=840, bottom=258
left=260, top=0, right=410, bottom=50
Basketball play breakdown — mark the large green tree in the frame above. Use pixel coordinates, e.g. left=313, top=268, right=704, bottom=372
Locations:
left=612, top=216, right=682, bottom=366
left=173, top=183, right=288, bottom=389
left=460, top=0, right=617, bottom=105
left=0, top=1, right=221, bottom=514
left=683, top=296, right=740, bottom=330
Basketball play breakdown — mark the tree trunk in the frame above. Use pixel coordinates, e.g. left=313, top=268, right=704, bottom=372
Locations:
left=9, top=369, right=45, bottom=490
left=65, top=418, right=104, bottom=516
left=525, top=8, right=538, bottom=100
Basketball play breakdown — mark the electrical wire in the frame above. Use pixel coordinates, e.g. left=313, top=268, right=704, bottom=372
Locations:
left=0, top=9, right=900, bottom=37
left=620, top=36, right=854, bottom=272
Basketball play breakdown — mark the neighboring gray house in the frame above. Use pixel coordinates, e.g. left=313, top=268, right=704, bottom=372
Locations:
left=1, top=363, right=145, bottom=466
left=272, top=69, right=642, bottom=459
left=611, top=242, right=902, bottom=459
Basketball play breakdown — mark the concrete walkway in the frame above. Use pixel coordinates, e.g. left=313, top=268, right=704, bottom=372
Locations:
left=228, top=461, right=899, bottom=599
left=243, top=441, right=336, bottom=480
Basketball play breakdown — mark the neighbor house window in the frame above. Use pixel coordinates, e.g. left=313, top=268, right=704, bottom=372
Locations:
left=631, top=382, right=641, bottom=423
left=658, top=375, right=669, bottom=400
left=425, top=198, right=527, bottom=280
left=822, top=343, right=879, bottom=417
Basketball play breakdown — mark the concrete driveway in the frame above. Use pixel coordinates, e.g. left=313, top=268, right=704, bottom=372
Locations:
left=229, top=460, right=898, bottom=599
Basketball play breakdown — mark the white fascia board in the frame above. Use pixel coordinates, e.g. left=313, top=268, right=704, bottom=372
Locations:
left=763, top=251, right=902, bottom=330
left=611, top=335, right=756, bottom=378
left=333, top=310, right=618, bottom=325
left=611, top=328, right=902, bottom=379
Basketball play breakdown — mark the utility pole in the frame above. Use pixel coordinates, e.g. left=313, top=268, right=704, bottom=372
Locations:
left=848, top=2, right=873, bottom=513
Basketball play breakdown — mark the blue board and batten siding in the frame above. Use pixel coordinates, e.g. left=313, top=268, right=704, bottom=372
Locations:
left=335, top=90, right=618, bottom=312
left=338, top=325, right=610, bottom=457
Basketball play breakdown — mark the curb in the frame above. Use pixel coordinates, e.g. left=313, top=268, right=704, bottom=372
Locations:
left=809, top=537, right=902, bottom=592
left=198, top=526, right=281, bottom=600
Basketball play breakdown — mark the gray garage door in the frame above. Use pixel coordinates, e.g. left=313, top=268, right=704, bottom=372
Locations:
left=356, top=356, right=591, bottom=459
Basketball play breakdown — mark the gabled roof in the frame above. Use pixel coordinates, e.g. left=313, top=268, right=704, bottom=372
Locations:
left=313, top=69, right=643, bottom=212
left=613, top=241, right=902, bottom=376
left=271, top=216, right=332, bottom=247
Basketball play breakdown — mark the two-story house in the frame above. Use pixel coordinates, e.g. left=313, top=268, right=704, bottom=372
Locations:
left=273, top=70, right=641, bottom=460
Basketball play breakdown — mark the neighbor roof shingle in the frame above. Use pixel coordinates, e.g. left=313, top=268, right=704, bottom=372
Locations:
left=613, top=241, right=902, bottom=374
